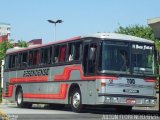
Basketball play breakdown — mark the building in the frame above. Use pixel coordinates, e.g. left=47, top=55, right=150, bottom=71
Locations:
left=0, top=23, right=11, bottom=42
left=148, top=17, right=160, bottom=84
left=147, top=17, right=160, bottom=38
left=27, top=39, right=42, bottom=46
left=0, top=35, right=8, bottom=43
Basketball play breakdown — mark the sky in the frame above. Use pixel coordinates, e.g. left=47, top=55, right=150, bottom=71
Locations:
left=0, top=0, right=160, bottom=43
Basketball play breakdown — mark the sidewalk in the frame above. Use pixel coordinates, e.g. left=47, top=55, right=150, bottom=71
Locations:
left=0, top=98, right=16, bottom=105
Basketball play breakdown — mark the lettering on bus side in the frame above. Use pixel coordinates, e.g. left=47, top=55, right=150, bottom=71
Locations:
left=23, top=68, right=50, bottom=77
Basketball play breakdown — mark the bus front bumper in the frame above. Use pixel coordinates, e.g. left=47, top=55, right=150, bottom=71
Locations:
left=98, top=93, right=157, bottom=107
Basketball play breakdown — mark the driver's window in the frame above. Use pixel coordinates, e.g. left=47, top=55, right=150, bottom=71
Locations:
left=83, top=42, right=98, bottom=75
left=88, top=43, right=97, bottom=74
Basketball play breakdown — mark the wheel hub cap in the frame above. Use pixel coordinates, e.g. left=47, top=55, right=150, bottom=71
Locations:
left=17, top=93, right=22, bottom=104
left=73, top=92, right=80, bottom=108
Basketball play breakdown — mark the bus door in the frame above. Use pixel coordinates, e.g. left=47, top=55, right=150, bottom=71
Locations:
left=83, top=41, right=98, bottom=76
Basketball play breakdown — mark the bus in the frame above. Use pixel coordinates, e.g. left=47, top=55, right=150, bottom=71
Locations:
left=2, top=33, right=157, bottom=113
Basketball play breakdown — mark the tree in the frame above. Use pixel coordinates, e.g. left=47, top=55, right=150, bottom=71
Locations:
left=115, top=24, right=155, bottom=39
left=115, top=24, right=160, bottom=89
left=0, top=40, right=13, bottom=102
left=115, top=24, right=160, bottom=50
left=0, top=40, right=14, bottom=62
left=17, top=40, right=28, bottom=47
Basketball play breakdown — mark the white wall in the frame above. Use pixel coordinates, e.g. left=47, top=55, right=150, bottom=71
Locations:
left=1, top=60, right=4, bottom=88
left=0, top=24, right=11, bottom=39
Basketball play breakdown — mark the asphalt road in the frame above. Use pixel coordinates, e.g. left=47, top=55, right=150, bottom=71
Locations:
left=0, top=104, right=159, bottom=120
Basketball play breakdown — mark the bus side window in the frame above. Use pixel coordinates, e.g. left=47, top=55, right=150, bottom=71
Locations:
left=68, top=43, right=75, bottom=62
left=8, top=55, right=11, bottom=68
left=48, top=46, right=52, bottom=64
left=22, top=52, right=28, bottom=67
left=40, top=48, right=44, bottom=65
left=83, top=44, right=89, bottom=74
left=4, top=55, right=9, bottom=69
left=88, top=43, right=97, bottom=74
left=75, top=42, right=82, bottom=60
left=28, top=51, right=34, bottom=66
left=68, top=42, right=82, bottom=62
left=83, top=43, right=97, bottom=75
left=18, top=53, right=22, bottom=68
left=53, top=45, right=59, bottom=63
left=59, top=45, right=67, bottom=62
left=33, top=50, right=40, bottom=65
left=9, top=54, right=17, bottom=69
left=40, top=47, right=52, bottom=65
left=7, top=55, right=12, bottom=69
left=52, top=45, right=67, bottom=63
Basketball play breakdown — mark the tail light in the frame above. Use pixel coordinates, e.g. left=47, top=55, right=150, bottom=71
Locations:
left=144, top=78, right=156, bottom=82
left=101, top=82, right=106, bottom=86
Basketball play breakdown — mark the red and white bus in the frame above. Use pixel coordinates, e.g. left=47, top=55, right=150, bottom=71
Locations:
left=2, top=33, right=157, bottom=113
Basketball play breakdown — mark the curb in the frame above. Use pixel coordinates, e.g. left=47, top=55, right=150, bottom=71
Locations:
left=0, top=102, right=16, bottom=106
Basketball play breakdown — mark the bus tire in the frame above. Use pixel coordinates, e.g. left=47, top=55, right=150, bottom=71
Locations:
left=70, top=88, right=83, bottom=113
left=16, top=88, right=32, bottom=108
left=116, top=106, right=132, bottom=113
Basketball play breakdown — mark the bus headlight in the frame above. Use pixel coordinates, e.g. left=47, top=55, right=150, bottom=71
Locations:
left=105, top=97, right=118, bottom=103
left=150, top=99, right=156, bottom=104
left=144, top=99, right=150, bottom=104
left=111, top=97, right=118, bottom=103
left=105, top=97, right=111, bottom=102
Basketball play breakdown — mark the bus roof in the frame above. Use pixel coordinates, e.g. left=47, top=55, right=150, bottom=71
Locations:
left=6, top=32, right=154, bottom=54
left=81, top=32, right=154, bottom=43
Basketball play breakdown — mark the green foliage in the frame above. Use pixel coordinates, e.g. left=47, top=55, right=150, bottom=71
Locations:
left=115, top=25, right=155, bottom=40
left=0, top=40, right=14, bottom=62
left=155, top=40, right=160, bottom=52
left=115, top=24, right=160, bottom=52
left=17, top=40, right=28, bottom=47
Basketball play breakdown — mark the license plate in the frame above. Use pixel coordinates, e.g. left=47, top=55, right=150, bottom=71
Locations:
left=126, top=99, right=136, bottom=105
left=123, top=89, right=139, bottom=93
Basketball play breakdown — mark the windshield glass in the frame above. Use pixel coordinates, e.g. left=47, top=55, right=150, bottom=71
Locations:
left=98, top=41, right=130, bottom=74
left=131, top=44, right=154, bottom=75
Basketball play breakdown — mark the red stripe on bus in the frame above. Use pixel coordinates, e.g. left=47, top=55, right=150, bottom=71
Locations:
left=3, top=76, right=48, bottom=98
left=54, top=65, right=117, bottom=81
left=10, top=76, right=48, bottom=83
left=3, top=85, right=14, bottom=98
left=23, top=84, right=68, bottom=99
left=144, top=78, right=156, bottom=82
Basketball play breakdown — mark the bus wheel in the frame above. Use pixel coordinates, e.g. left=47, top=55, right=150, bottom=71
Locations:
left=116, top=106, right=132, bottom=113
left=70, top=88, right=83, bottom=113
left=16, top=88, right=32, bottom=108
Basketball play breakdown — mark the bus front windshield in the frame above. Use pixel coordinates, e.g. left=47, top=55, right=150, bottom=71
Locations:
left=98, top=41, right=154, bottom=75
left=131, top=44, right=154, bottom=75
left=98, top=41, right=130, bottom=74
